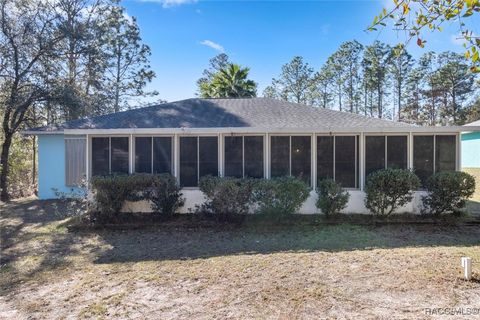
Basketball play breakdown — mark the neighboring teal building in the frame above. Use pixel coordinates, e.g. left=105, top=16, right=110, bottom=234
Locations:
left=462, top=120, right=480, bottom=169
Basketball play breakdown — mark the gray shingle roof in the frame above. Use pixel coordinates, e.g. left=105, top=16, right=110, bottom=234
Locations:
left=465, top=119, right=480, bottom=126
left=29, top=97, right=414, bottom=132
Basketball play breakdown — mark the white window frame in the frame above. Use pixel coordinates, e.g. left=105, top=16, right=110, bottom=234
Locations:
left=412, top=132, right=459, bottom=175
left=269, top=134, right=313, bottom=186
left=364, top=133, right=410, bottom=174
left=178, top=134, right=219, bottom=189
left=132, top=135, right=174, bottom=175
left=315, top=133, right=360, bottom=190
left=223, top=134, right=266, bottom=179
left=89, top=135, right=131, bottom=177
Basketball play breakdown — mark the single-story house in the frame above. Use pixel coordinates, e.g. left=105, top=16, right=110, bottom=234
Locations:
left=462, top=119, right=480, bottom=199
left=25, top=98, right=480, bottom=214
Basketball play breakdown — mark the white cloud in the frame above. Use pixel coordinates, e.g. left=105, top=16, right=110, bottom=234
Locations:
left=138, top=0, right=197, bottom=8
left=200, top=40, right=224, bottom=52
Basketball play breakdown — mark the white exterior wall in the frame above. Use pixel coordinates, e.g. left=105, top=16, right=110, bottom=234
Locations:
left=122, top=189, right=428, bottom=215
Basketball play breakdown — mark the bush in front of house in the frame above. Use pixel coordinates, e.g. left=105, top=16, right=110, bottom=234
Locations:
left=198, top=175, right=256, bottom=221
left=422, top=171, right=476, bottom=216
left=316, top=179, right=350, bottom=216
left=90, top=173, right=184, bottom=223
left=147, top=173, right=185, bottom=216
left=364, top=168, right=421, bottom=216
left=252, top=176, right=310, bottom=219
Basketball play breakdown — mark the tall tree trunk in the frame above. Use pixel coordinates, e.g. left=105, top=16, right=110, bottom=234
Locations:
left=0, top=132, right=13, bottom=201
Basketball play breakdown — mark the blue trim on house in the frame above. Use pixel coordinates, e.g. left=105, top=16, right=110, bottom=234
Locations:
left=461, top=132, right=480, bottom=168
left=38, top=134, right=82, bottom=199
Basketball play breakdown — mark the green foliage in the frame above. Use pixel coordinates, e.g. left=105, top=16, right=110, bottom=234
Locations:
left=263, top=56, right=316, bottom=105
left=365, top=169, right=421, bottom=216
left=147, top=173, right=184, bottom=216
left=198, top=176, right=256, bottom=221
left=252, top=176, right=310, bottom=219
left=422, top=171, right=476, bottom=215
left=199, top=63, right=257, bottom=98
left=5, top=135, right=36, bottom=198
left=316, top=179, right=350, bottom=216
left=370, top=0, right=480, bottom=71
left=90, top=173, right=184, bottom=223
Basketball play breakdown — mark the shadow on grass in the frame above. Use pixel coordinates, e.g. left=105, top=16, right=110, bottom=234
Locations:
left=92, top=221, right=480, bottom=264
left=1, top=198, right=79, bottom=294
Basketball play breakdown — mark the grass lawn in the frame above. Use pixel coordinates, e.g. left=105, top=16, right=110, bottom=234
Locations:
left=1, top=198, right=480, bottom=319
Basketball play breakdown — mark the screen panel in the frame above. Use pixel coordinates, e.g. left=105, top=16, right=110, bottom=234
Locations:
left=335, top=136, right=357, bottom=188
left=153, top=137, right=172, bottom=174
left=224, top=136, right=243, bottom=178
left=110, top=137, right=129, bottom=174
left=244, top=136, right=264, bottom=178
left=180, top=137, right=198, bottom=187
left=387, top=136, right=408, bottom=170
left=199, top=136, right=218, bottom=178
left=413, top=135, right=434, bottom=186
left=291, top=136, right=311, bottom=184
left=270, top=136, right=290, bottom=177
left=435, top=135, right=456, bottom=173
left=91, top=137, right=109, bottom=176
left=135, top=137, right=152, bottom=173
left=317, top=136, right=334, bottom=184
left=365, top=136, right=385, bottom=178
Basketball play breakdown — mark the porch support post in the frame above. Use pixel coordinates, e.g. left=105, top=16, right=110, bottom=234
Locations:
left=265, top=133, right=270, bottom=179
left=129, top=134, right=133, bottom=174
left=359, top=132, right=365, bottom=191
left=311, top=133, right=316, bottom=190
left=408, top=132, right=413, bottom=170
left=85, top=134, right=89, bottom=183
left=174, top=133, right=179, bottom=180
left=219, top=133, right=224, bottom=177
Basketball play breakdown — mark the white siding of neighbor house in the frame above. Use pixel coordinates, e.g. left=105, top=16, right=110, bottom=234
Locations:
left=40, top=131, right=460, bottom=214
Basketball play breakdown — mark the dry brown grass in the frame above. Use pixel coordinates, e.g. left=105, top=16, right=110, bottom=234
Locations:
left=1, top=198, right=480, bottom=319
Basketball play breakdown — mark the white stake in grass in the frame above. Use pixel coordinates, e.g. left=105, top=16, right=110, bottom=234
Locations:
left=461, top=257, right=472, bottom=281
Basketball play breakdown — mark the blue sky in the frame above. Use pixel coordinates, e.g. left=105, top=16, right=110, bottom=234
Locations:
left=122, top=0, right=467, bottom=102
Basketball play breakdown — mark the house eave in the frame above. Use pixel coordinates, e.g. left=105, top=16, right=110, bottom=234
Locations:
left=23, top=125, right=480, bottom=135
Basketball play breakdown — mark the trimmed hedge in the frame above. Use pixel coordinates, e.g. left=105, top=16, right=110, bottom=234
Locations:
left=316, top=179, right=350, bottom=216
left=90, top=173, right=184, bottom=222
left=422, top=171, right=476, bottom=216
left=198, top=176, right=256, bottom=221
left=252, top=176, right=310, bottom=219
left=364, top=169, right=420, bottom=216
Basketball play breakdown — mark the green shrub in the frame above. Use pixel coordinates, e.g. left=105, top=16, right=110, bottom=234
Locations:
left=147, top=173, right=184, bottom=216
left=198, top=175, right=256, bottom=221
left=316, top=179, right=350, bottom=216
left=422, top=171, right=476, bottom=216
left=252, top=176, right=310, bottom=219
left=364, top=169, right=420, bottom=216
left=90, top=173, right=184, bottom=223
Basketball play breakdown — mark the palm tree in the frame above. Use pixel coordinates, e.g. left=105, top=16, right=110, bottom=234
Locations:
left=199, top=63, right=257, bottom=98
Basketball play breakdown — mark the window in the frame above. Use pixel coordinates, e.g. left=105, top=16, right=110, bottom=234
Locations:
left=316, top=136, right=334, bottom=181
left=413, top=135, right=457, bottom=186
left=91, top=137, right=129, bottom=176
left=110, top=137, right=129, bottom=174
left=316, top=135, right=358, bottom=188
left=365, top=135, right=408, bottom=178
left=435, top=135, right=456, bottom=172
left=134, top=137, right=172, bottom=174
left=179, top=136, right=218, bottom=187
left=270, top=136, right=311, bottom=184
left=335, top=136, right=357, bottom=188
left=65, top=138, right=86, bottom=186
left=224, top=136, right=264, bottom=178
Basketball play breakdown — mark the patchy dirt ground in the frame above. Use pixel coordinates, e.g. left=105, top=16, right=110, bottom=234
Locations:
left=1, top=198, right=480, bottom=319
